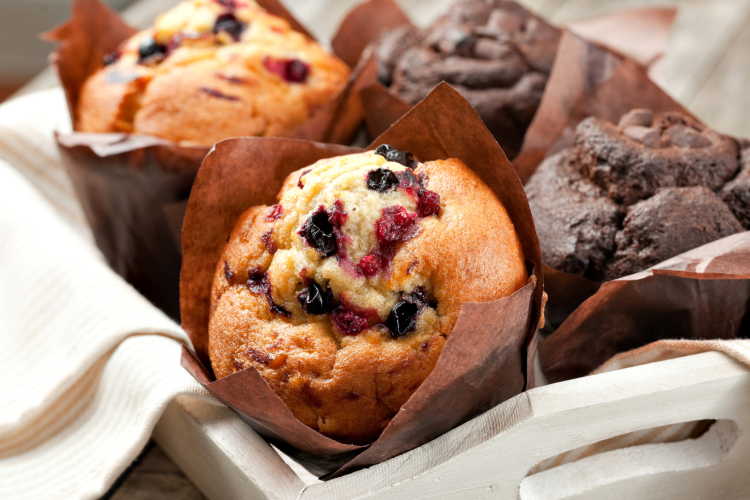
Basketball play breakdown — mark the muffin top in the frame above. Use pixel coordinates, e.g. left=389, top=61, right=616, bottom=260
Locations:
left=527, top=109, right=748, bottom=282
left=76, top=0, right=350, bottom=145
left=208, top=147, right=527, bottom=444
left=374, top=0, right=560, bottom=158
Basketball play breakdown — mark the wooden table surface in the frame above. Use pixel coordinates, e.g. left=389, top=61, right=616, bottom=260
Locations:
left=14, top=0, right=747, bottom=498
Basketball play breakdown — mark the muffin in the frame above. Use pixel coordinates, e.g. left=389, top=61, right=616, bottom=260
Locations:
left=207, top=146, right=527, bottom=444
left=527, top=109, right=747, bottom=282
left=76, top=0, right=350, bottom=145
left=374, top=0, right=560, bottom=158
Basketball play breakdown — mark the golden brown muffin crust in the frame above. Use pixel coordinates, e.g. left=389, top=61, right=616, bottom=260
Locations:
left=76, top=0, right=350, bottom=145
left=208, top=151, right=526, bottom=444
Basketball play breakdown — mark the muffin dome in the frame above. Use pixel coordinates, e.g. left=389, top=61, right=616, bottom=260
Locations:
left=207, top=147, right=527, bottom=444
left=527, top=109, right=748, bottom=282
left=374, top=0, right=560, bottom=158
left=76, top=0, right=350, bottom=145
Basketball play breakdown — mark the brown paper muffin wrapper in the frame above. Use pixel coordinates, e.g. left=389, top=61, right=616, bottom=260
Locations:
left=512, top=30, right=694, bottom=331
left=179, top=83, right=544, bottom=478
left=539, top=232, right=750, bottom=383
left=330, top=0, right=676, bottom=147
left=45, top=0, right=365, bottom=317
left=512, top=29, right=689, bottom=183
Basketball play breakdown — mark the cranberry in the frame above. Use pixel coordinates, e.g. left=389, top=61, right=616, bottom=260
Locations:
left=199, top=87, right=240, bottom=101
left=246, top=269, right=291, bottom=317
left=263, top=57, right=310, bottom=83
left=264, top=204, right=283, bottom=221
left=246, top=269, right=268, bottom=295
left=332, top=307, right=369, bottom=335
left=269, top=301, right=292, bottom=317
left=375, top=206, right=418, bottom=246
left=103, top=51, right=120, bottom=66
left=358, top=253, right=384, bottom=277
left=138, top=37, right=167, bottom=63
left=367, top=168, right=400, bottom=193
left=297, top=169, right=312, bottom=189
left=386, top=301, right=418, bottom=337
left=301, top=206, right=337, bottom=257
left=298, top=281, right=338, bottom=315
left=417, top=190, right=440, bottom=217
left=244, top=346, right=270, bottom=365
left=328, top=200, right=348, bottom=227
left=375, top=144, right=417, bottom=169
left=261, top=230, right=277, bottom=254
left=224, top=260, right=235, bottom=285
left=213, top=13, right=246, bottom=41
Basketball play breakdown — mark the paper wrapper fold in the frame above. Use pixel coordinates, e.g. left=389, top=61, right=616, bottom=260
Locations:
left=509, top=29, right=692, bottom=331
left=47, top=0, right=365, bottom=317
left=540, top=232, right=750, bottom=383
left=180, top=83, right=543, bottom=478
left=512, top=29, right=688, bottom=184
left=331, top=0, right=675, bottom=147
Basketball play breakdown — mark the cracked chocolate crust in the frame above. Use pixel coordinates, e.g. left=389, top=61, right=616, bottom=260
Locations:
left=373, top=0, right=560, bottom=159
left=527, top=109, right=747, bottom=282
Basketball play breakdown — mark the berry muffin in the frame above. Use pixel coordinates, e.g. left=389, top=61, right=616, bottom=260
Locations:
left=76, top=0, right=350, bottom=145
left=526, top=109, right=748, bottom=282
left=374, top=0, right=560, bottom=158
left=207, top=146, right=527, bottom=444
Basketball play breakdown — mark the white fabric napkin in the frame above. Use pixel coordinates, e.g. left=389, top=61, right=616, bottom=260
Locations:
left=0, top=89, right=218, bottom=500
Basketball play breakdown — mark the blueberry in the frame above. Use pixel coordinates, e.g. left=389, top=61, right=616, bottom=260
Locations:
left=298, top=281, right=338, bottom=315
left=303, top=208, right=337, bottom=257
left=138, top=37, right=166, bottom=62
left=386, top=301, right=418, bottom=337
left=375, top=144, right=417, bottom=169
left=213, top=13, right=246, bottom=41
left=367, top=168, right=400, bottom=192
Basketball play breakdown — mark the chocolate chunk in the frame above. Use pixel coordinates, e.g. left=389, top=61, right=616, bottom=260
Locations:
left=622, top=126, right=660, bottom=147
left=618, top=109, right=653, bottom=128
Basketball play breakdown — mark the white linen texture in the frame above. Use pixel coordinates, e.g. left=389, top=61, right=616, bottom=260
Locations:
left=0, top=89, right=217, bottom=500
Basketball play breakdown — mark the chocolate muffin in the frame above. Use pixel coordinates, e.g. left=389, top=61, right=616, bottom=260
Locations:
left=527, top=109, right=747, bottom=282
left=208, top=146, right=527, bottom=444
left=374, top=0, right=560, bottom=159
left=77, top=0, right=350, bottom=145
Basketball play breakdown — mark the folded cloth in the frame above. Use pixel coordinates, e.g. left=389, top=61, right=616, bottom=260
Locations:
left=0, top=90, right=217, bottom=500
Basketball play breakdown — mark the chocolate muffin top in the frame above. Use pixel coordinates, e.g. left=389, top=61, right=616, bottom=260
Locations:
left=374, top=0, right=560, bottom=159
left=208, top=147, right=527, bottom=444
left=527, top=109, right=748, bottom=282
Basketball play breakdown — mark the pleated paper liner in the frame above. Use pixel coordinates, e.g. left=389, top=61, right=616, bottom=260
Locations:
left=512, top=30, right=690, bottom=184
left=512, top=30, right=694, bottom=330
left=180, top=84, right=544, bottom=478
left=329, top=0, right=676, bottom=156
left=46, top=0, right=365, bottom=318
left=540, top=232, right=750, bottom=383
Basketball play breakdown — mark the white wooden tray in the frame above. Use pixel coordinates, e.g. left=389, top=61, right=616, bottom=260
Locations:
left=153, top=351, right=750, bottom=499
